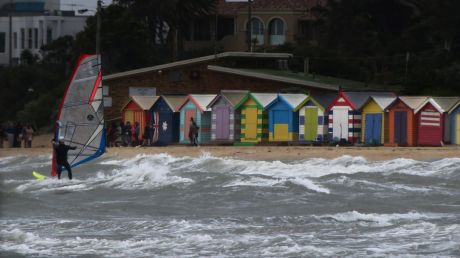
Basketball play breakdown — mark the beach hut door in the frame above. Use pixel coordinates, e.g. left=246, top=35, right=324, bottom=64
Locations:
left=245, top=108, right=258, bottom=139
left=332, top=108, right=348, bottom=140
left=185, top=109, right=196, bottom=140
left=364, top=114, right=382, bottom=144
left=456, top=114, right=460, bottom=144
left=394, top=111, right=407, bottom=144
left=216, top=107, right=230, bottom=139
left=304, top=107, right=318, bottom=141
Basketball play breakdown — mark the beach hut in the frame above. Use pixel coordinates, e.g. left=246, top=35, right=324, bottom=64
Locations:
left=265, top=94, right=307, bottom=141
left=149, top=95, right=185, bottom=146
left=327, top=90, right=395, bottom=143
left=385, top=96, right=427, bottom=146
left=448, top=99, right=460, bottom=145
left=360, top=96, right=396, bottom=145
left=414, top=98, right=446, bottom=146
left=294, top=94, right=336, bottom=142
left=207, top=90, right=248, bottom=143
left=234, top=93, right=277, bottom=144
left=121, top=96, right=158, bottom=138
left=177, top=94, right=216, bottom=144
left=432, top=97, right=460, bottom=144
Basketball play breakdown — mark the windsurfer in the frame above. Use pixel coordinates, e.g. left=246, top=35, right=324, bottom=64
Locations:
left=189, top=117, right=199, bottom=146
left=52, top=138, right=77, bottom=180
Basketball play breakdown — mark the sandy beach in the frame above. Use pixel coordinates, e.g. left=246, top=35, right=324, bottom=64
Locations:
left=0, top=133, right=459, bottom=161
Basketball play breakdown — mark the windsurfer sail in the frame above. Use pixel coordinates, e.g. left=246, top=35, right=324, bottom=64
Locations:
left=51, top=54, right=105, bottom=177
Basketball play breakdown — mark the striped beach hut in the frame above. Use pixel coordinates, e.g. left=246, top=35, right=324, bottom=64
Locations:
left=432, top=97, right=460, bottom=144
left=448, top=99, right=460, bottom=145
left=149, top=95, right=184, bottom=146
left=294, top=94, right=336, bottom=142
left=360, top=96, right=396, bottom=145
left=177, top=94, right=216, bottom=144
left=121, top=96, right=158, bottom=138
left=234, top=93, right=277, bottom=144
left=327, top=90, right=395, bottom=143
left=386, top=96, right=427, bottom=146
left=266, top=94, right=307, bottom=141
left=207, top=90, right=248, bottom=143
left=415, top=98, right=446, bottom=146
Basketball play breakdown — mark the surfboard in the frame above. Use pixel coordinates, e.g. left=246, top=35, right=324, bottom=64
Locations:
left=32, top=171, right=46, bottom=180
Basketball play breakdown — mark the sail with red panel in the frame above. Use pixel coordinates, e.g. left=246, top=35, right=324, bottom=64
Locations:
left=51, top=54, right=105, bottom=177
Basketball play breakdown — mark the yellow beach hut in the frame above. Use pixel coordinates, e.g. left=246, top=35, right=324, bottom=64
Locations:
left=360, top=96, right=396, bottom=145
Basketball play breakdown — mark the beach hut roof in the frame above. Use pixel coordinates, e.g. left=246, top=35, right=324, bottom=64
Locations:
left=432, top=97, right=460, bottom=113
left=448, top=99, right=460, bottom=114
left=345, top=92, right=395, bottom=109
left=250, top=93, right=278, bottom=108
left=294, top=94, right=335, bottom=112
left=121, top=96, right=159, bottom=111
left=414, top=97, right=445, bottom=114
left=177, top=94, right=217, bottom=112
left=268, top=93, right=307, bottom=110
left=207, top=90, right=249, bottom=108
left=161, top=95, right=186, bottom=112
left=398, top=96, right=429, bottom=110
left=367, top=96, right=397, bottom=110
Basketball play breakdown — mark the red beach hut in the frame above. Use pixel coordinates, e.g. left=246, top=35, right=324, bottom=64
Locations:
left=415, top=98, right=445, bottom=146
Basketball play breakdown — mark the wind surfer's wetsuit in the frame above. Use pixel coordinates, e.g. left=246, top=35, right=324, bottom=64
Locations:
left=54, top=141, right=77, bottom=180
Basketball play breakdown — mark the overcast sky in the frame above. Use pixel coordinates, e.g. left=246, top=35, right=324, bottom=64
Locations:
left=61, top=0, right=113, bottom=14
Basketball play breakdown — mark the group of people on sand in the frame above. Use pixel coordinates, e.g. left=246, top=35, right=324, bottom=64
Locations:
left=105, top=117, right=200, bottom=147
left=0, top=122, right=35, bottom=148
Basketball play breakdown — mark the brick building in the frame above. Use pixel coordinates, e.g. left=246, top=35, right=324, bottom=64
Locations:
left=102, top=52, right=339, bottom=121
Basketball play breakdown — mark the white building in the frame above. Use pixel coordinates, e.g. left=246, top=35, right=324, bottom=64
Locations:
left=0, top=0, right=88, bottom=66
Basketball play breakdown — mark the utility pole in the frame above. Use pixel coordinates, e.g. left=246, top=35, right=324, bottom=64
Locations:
left=96, top=0, right=102, bottom=64
left=247, top=0, right=252, bottom=52
left=8, top=0, right=13, bottom=66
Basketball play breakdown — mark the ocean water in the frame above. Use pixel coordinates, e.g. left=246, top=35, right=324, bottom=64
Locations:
left=1, top=152, right=460, bottom=257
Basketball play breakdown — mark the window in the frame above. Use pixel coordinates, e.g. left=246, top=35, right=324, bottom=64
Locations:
left=28, top=28, right=32, bottom=48
left=249, top=18, right=264, bottom=45
left=0, top=33, right=5, bottom=53
left=34, top=28, right=38, bottom=48
left=46, top=29, right=52, bottom=44
left=269, top=18, right=285, bottom=45
left=217, top=17, right=234, bottom=40
left=13, top=32, right=17, bottom=49
left=21, top=28, right=25, bottom=49
left=194, top=18, right=211, bottom=41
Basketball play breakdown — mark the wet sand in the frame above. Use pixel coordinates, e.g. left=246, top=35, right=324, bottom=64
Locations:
left=0, top=133, right=459, bottom=161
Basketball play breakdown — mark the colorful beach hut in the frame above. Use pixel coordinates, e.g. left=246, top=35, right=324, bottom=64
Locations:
left=327, top=90, right=395, bottom=143
left=234, top=93, right=277, bottom=144
left=207, top=90, right=248, bottom=143
left=360, top=96, right=396, bottom=145
left=414, top=98, right=446, bottom=146
left=432, top=97, right=460, bottom=144
left=265, top=94, right=307, bottom=141
left=448, top=99, right=460, bottom=145
left=121, top=96, right=158, bottom=138
left=177, top=94, right=216, bottom=144
left=149, top=95, right=184, bottom=146
left=294, top=94, right=336, bottom=142
left=385, top=96, right=427, bottom=146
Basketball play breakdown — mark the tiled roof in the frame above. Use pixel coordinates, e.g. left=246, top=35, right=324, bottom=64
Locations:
left=217, top=0, right=325, bottom=14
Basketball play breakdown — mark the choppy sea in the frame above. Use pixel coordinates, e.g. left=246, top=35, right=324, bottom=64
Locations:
left=1, top=152, right=460, bottom=257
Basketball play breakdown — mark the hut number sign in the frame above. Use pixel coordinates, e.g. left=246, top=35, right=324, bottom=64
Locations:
left=129, top=87, right=156, bottom=97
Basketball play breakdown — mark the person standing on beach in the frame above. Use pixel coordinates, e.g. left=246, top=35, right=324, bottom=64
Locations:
left=24, top=125, right=34, bottom=148
left=188, top=117, right=199, bottom=146
left=52, top=138, right=77, bottom=180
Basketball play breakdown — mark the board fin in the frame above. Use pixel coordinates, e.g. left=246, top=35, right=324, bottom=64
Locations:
left=32, top=171, right=46, bottom=180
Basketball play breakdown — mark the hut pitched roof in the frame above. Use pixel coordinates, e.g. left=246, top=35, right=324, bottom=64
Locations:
left=178, top=94, right=217, bottom=112
left=208, top=90, right=249, bottom=108
left=277, top=94, right=308, bottom=110
left=250, top=93, right=278, bottom=108
left=432, top=97, right=460, bottom=112
left=122, top=96, right=159, bottom=111
left=414, top=97, right=445, bottom=114
left=368, top=96, right=397, bottom=110
left=344, top=92, right=395, bottom=110
left=161, top=95, right=187, bottom=112
left=398, top=96, right=429, bottom=110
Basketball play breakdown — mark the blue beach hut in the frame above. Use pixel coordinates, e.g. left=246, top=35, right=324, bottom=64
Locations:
left=441, top=98, right=460, bottom=144
left=294, top=94, right=336, bottom=142
left=177, top=94, right=216, bottom=144
left=149, top=95, right=185, bottom=146
left=266, top=94, right=307, bottom=141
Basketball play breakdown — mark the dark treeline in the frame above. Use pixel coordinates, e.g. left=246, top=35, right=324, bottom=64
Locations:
left=1, top=0, right=459, bottom=129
